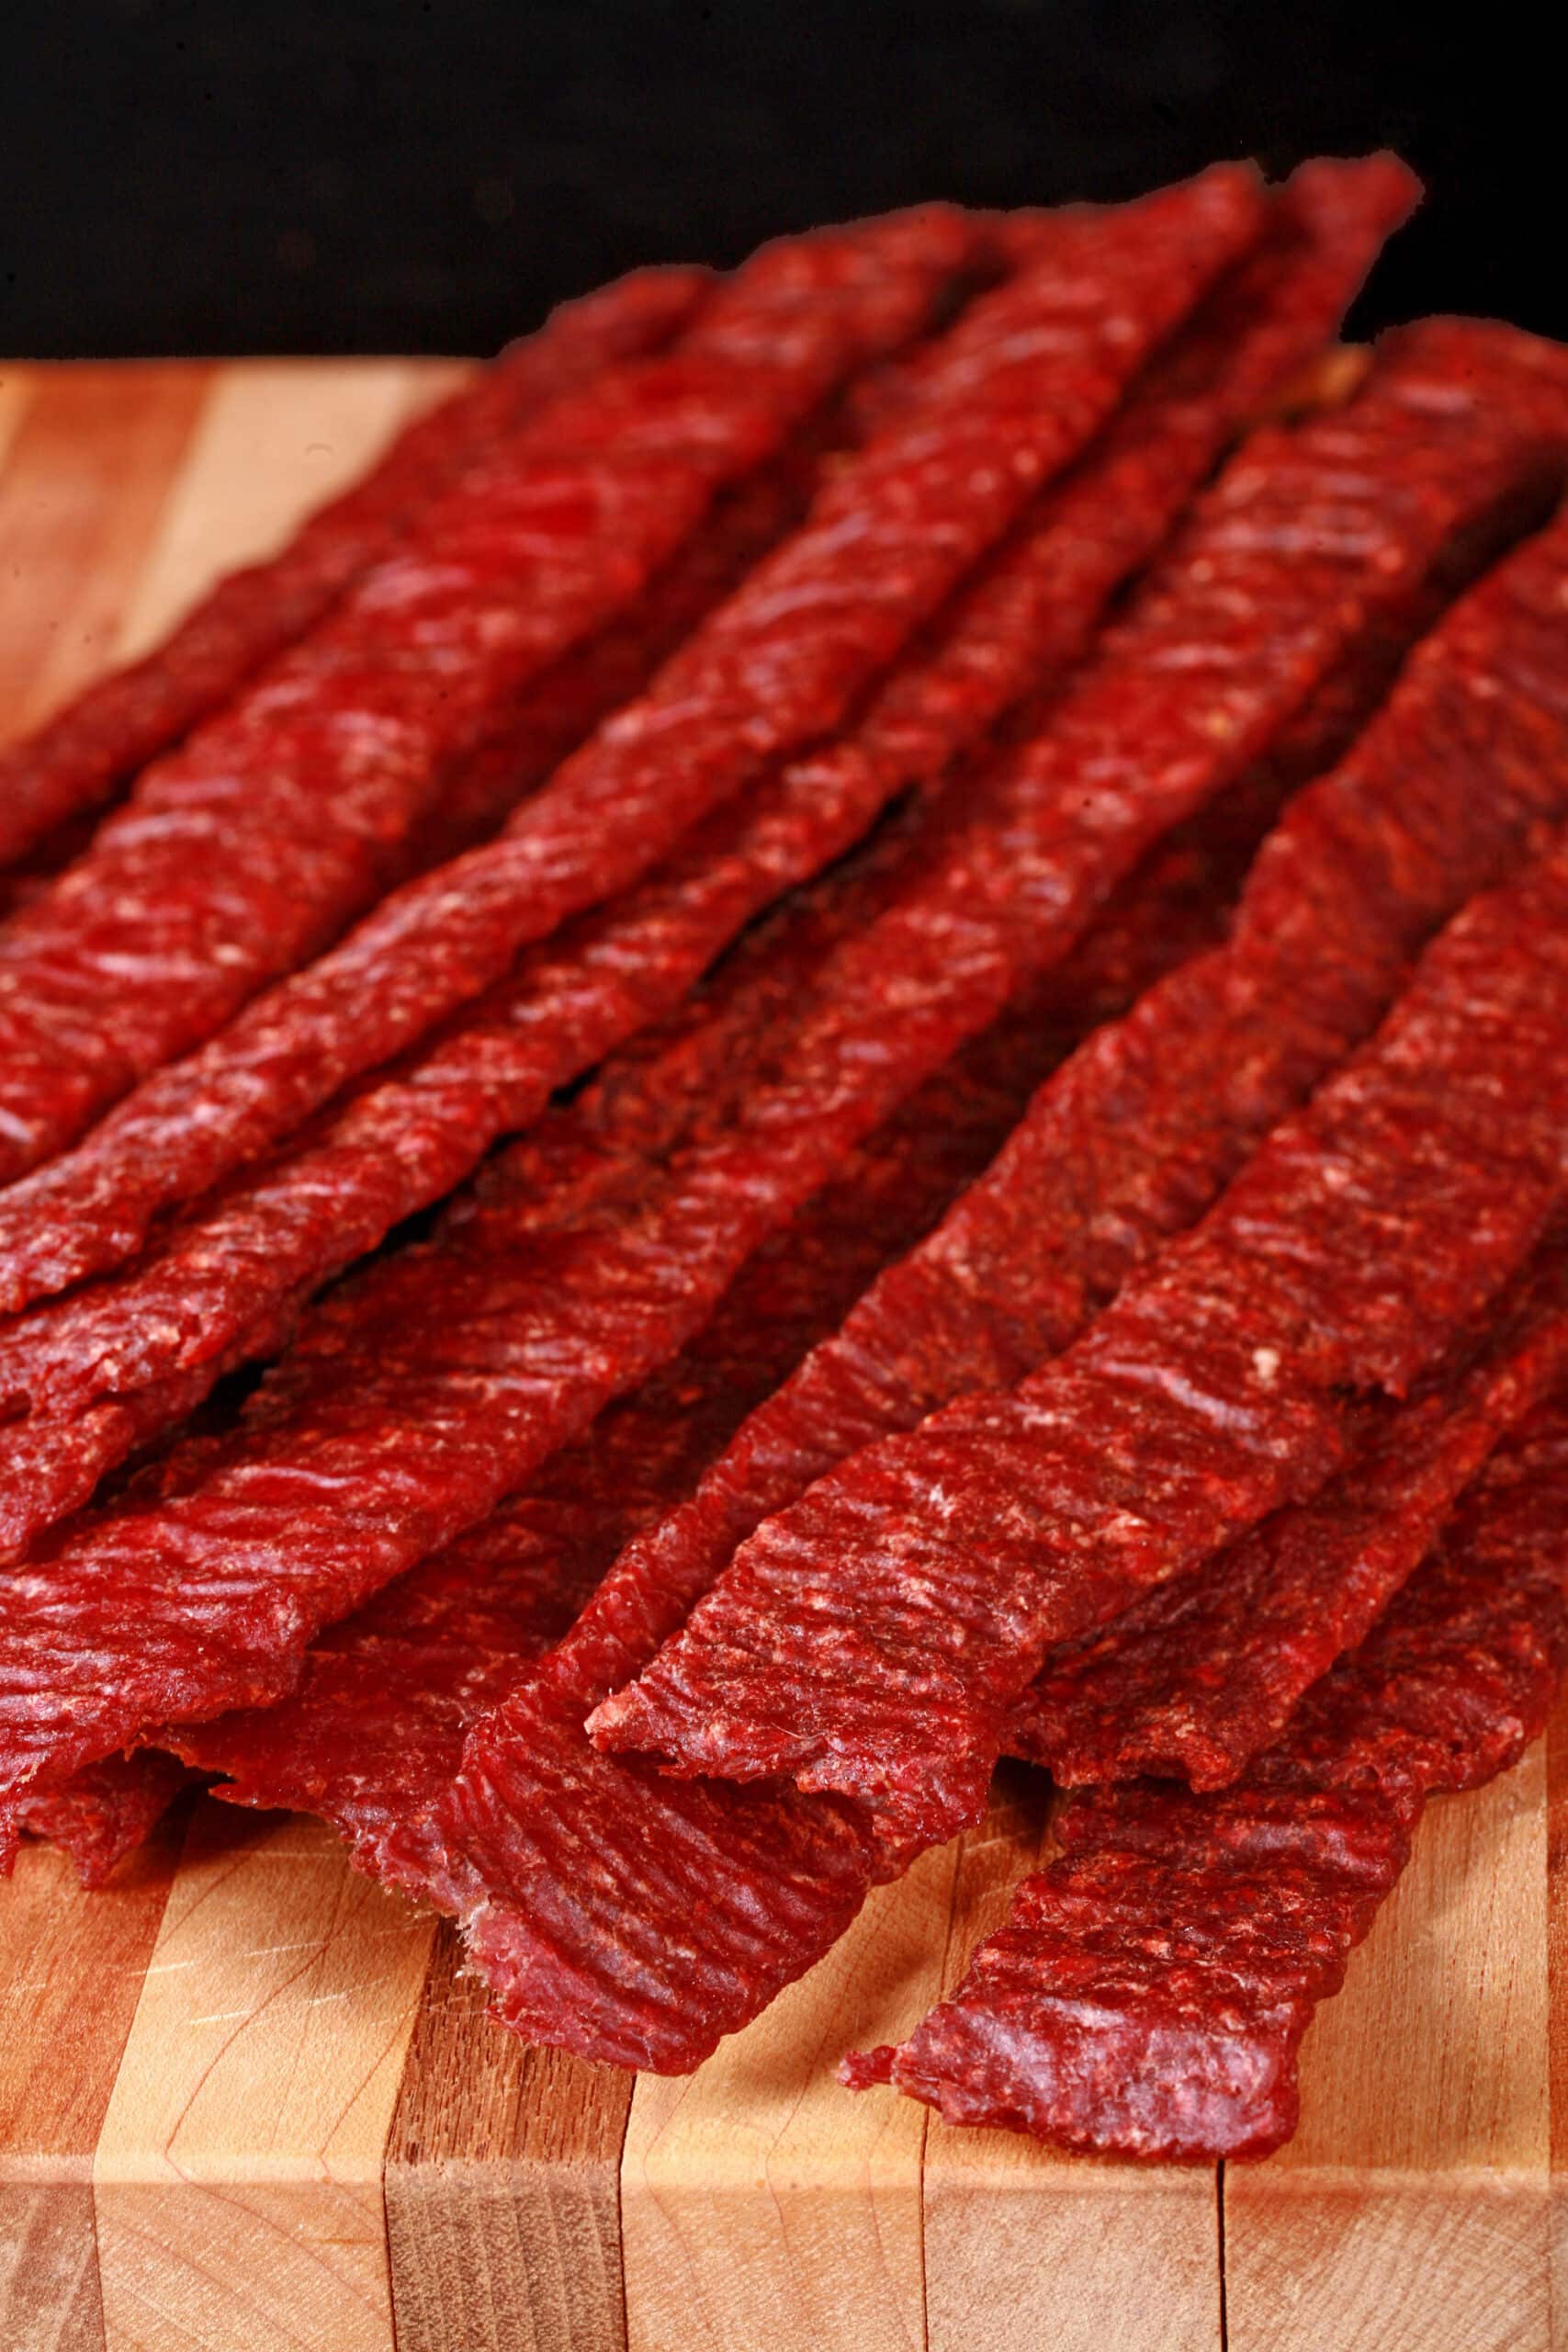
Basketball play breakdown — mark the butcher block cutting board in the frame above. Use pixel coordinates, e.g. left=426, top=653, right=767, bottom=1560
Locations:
left=0, top=356, right=1562, bottom=2352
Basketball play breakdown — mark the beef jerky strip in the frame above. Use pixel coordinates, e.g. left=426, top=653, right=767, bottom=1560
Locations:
left=0, top=169, right=1267, bottom=1291
left=582, top=421, right=1568, bottom=1781
left=592, top=822, right=1568, bottom=1849
left=850, top=1388, right=1568, bottom=2159
left=1016, top=1223, right=1568, bottom=1787
left=145, top=624, right=1433, bottom=2041
left=0, top=311, right=1540, bottom=1501
left=0, top=295, right=729, bottom=930
left=13, top=1752, right=192, bottom=1889
left=0, top=267, right=714, bottom=875
left=11, top=306, right=1551, bottom=1826
left=0, top=198, right=998, bottom=1181
left=167, top=1001, right=1082, bottom=1857
left=0, top=176, right=1259, bottom=1187
left=390, top=224, right=1029, bottom=881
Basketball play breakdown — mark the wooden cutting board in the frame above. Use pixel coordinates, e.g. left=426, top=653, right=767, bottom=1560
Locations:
left=0, top=357, right=1561, bottom=2352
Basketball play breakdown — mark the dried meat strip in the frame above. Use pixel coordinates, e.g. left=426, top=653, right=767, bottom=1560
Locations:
left=1015, top=1224, right=1568, bottom=1786
left=0, top=165, right=1270, bottom=1296
left=0, top=198, right=998, bottom=1181
left=850, top=1390, right=1568, bottom=2158
left=0, top=267, right=712, bottom=873
left=580, top=442, right=1568, bottom=1764
left=3, top=299, right=1545, bottom=1822
left=592, top=831, right=1568, bottom=1850
left=14, top=1752, right=191, bottom=1888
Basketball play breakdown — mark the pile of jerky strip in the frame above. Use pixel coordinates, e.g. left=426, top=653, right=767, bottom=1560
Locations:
left=6, top=154, right=1568, bottom=2164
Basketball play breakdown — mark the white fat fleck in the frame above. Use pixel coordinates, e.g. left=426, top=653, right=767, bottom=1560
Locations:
left=1252, top=1347, right=1280, bottom=1385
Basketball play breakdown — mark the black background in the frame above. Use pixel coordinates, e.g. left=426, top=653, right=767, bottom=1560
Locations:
left=0, top=2, right=1551, bottom=357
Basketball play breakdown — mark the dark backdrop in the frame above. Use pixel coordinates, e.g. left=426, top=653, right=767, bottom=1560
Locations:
left=0, top=1, right=1551, bottom=356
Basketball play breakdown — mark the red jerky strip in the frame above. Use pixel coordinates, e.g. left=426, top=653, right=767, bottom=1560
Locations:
left=852, top=1391, right=1568, bottom=2158
left=1015, top=1223, right=1568, bottom=1786
left=592, top=830, right=1568, bottom=1849
left=0, top=268, right=710, bottom=873
left=6, top=311, right=1540, bottom=1812
left=0, top=169, right=1266, bottom=1296
left=170, top=765, right=1281, bottom=2064
left=0, top=198, right=993, bottom=1180
left=13, top=1753, right=191, bottom=1889
left=581, top=424, right=1568, bottom=1758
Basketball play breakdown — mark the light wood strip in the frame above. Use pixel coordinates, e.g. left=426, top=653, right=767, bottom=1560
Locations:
left=115, top=358, right=464, bottom=663
left=385, top=1921, right=632, bottom=2352
left=921, top=1764, right=1222, bottom=2352
left=619, top=1839, right=956, bottom=2352
left=0, top=1822, right=186, bottom=2352
left=0, top=364, right=211, bottom=742
left=1225, top=1745, right=1552, bottom=2351
left=1542, top=1688, right=1567, bottom=2348
left=93, top=1810, right=434, bottom=2352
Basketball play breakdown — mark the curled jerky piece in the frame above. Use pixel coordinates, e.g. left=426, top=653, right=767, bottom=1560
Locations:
left=592, top=835, right=1568, bottom=1849
left=0, top=165, right=1272, bottom=1300
left=0, top=319, right=1547, bottom=1580
left=0, top=198, right=993, bottom=1179
left=14, top=1753, right=192, bottom=1889
left=1014, top=1223, right=1568, bottom=1785
left=0, top=266, right=711, bottom=872
left=580, top=447, right=1568, bottom=1756
left=850, top=1392, right=1568, bottom=2158
left=5, top=304, right=1550, bottom=1819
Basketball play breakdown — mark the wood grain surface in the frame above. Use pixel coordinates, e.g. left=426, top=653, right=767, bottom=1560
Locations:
left=0, top=357, right=1560, bottom=2352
